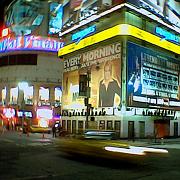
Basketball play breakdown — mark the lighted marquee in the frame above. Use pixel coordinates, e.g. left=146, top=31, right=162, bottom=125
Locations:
left=0, top=36, right=64, bottom=53
left=127, top=42, right=180, bottom=108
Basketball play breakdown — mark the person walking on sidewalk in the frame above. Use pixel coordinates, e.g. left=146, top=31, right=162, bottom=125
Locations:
left=52, top=125, right=56, bottom=138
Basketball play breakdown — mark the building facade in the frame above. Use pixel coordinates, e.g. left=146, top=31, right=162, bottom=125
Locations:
left=58, top=0, right=180, bottom=138
left=0, top=0, right=64, bottom=129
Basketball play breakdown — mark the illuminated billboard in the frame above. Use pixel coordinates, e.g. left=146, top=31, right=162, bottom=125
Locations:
left=5, top=0, right=45, bottom=36
left=127, top=42, right=180, bottom=108
left=127, top=0, right=180, bottom=30
left=63, top=42, right=121, bottom=109
left=49, top=2, right=63, bottom=34
left=62, top=0, right=125, bottom=30
left=17, top=111, right=33, bottom=118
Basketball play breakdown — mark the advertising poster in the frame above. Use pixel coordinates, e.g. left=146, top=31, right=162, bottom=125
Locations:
left=49, top=2, right=63, bottom=34
left=127, top=0, right=180, bottom=30
left=4, top=0, right=45, bottom=36
left=63, top=42, right=121, bottom=109
left=127, top=42, right=180, bottom=108
left=62, top=0, right=125, bottom=30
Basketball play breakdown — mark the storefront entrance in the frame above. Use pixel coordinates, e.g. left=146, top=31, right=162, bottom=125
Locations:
left=154, top=120, right=170, bottom=138
left=128, top=121, right=135, bottom=140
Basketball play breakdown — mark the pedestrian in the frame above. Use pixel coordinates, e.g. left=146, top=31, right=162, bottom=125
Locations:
left=52, top=125, right=56, bottom=138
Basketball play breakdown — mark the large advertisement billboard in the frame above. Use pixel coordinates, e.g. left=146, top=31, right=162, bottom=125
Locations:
left=127, top=0, right=180, bottom=31
left=62, top=0, right=125, bottom=30
left=63, top=42, right=121, bottom=109
left=4, top=0, right=45, bottom=36
left=127, top=42, right=180, bottom=109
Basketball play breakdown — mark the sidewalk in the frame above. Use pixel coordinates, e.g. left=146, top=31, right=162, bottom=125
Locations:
left=121, top=137, right=180, bottom=149
left=1, top=130, right=180, bottom=149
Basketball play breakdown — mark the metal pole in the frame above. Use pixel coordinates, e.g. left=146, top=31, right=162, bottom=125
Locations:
left=85, top=70, right=90, bottom=130
left=85, top=100, right=89, bottom=130
left=22, top=115, right=24, bottom=132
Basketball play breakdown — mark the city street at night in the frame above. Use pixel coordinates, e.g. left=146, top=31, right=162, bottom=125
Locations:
left=0, top=1, right=180, bottom=179
left=1, top=130, right=180, bottom=180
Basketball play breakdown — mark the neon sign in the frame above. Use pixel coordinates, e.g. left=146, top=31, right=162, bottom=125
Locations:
left=72, top=25, right=96, bottom=43
left=58, top=24, right=180, bottom=57
left=0, top=36, right=65, bottom=53
left=155, top=27, right=179, bottom=44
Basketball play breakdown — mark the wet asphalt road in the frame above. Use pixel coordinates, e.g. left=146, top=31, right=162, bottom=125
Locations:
left=0, top=131, right=180, bottom=180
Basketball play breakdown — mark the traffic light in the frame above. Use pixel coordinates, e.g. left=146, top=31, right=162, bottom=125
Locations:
left=79, top=74, right=88, bottom=96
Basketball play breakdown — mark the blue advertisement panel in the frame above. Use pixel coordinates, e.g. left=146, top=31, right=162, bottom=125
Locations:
left=127, top=42, right=180, bottom=109
left=49, top=2, right=63, bottom=35
left=127, top=0, right=180, bottom=31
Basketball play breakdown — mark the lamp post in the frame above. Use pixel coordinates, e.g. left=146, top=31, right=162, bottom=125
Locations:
left=18, top=82, right=28, bottom=132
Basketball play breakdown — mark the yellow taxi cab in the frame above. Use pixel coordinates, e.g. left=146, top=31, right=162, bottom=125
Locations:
left=56, top=130, right=169, bottom=162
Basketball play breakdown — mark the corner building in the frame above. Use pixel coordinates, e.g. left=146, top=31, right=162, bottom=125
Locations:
left=58, top=0, right=180, bottom=138
left=0, top=0, right=64, bottom=129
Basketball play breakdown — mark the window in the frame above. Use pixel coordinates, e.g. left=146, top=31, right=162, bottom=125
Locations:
left=0, top=54, right=37, bottom=67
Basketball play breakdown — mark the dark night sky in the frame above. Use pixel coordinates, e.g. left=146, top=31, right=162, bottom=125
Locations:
left=0, top=0, right=14, bottom=24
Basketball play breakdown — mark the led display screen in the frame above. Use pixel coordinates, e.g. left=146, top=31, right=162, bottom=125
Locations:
left=49, top=2, right=63, bottom=34
left=127, top=42, right=180, bottom=108
left=4, top=0, right=45, bottom=36
left=62, top=0, right=125, bottom=30
left=63, top=42, right=121, bottom=109
left=127, top=0, right=180, bottom=30
left=17, top=111, right=33, bottom=118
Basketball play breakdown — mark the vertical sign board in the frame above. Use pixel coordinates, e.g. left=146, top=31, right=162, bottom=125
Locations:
left=48, top=2, right=63, bottom=34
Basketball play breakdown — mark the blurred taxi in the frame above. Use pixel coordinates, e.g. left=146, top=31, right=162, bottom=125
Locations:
left=56, top=130, right=169, bottom=162
left=29, top=125, right=51, bottom=134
